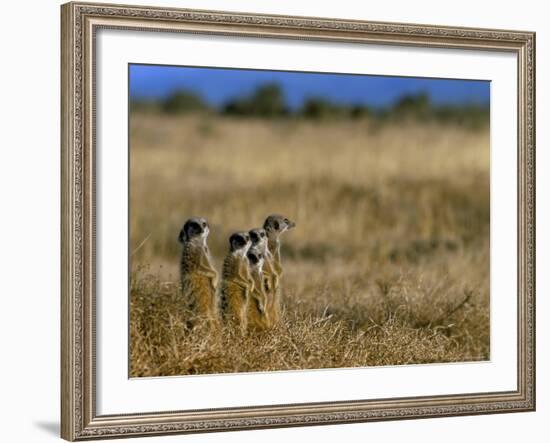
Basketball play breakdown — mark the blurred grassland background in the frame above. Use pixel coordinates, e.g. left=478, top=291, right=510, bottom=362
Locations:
left=129, top=68, right=490, bottom=377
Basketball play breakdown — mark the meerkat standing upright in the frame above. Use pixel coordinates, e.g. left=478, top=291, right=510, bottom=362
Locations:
left=245, top=246, right=270, bottom=331
left=178, top=217, right=219, bottom=326
left=219, top=232, right=254, bottom=333
left=246, top=228, right=278, bottom=330
left=263, top=215, right=295, bottom=325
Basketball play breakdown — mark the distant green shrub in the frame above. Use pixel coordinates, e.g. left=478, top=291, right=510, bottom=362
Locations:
left=383, top=92, right=489, bottom=128
left=392, top=92, right=431, bottom=120
left=250, top=83, right=287, bottom=116
left=223, top=83, right=287, bottom=117
left=433, top=104, right=489, bottom=129
left=223, top=99, right=251, bottom=116
left=350, top=105, right=370, bottom=119
left=301, top=98, right=370, bottom=120
left=162, top=90, right=211, bottom=114
left=302, top=98, right=343, bottom=119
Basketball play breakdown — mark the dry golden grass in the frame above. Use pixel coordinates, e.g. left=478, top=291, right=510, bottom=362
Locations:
left=129, top=114, right=490, bottom=377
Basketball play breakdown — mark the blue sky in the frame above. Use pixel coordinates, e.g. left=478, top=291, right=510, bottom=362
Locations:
left=129, top=64, right=490, bottom=109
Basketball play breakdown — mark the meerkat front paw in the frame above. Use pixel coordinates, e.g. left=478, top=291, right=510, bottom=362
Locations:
left=210, top=274, right=219, bottom=291
left=257, top=299, right=266, bottom=314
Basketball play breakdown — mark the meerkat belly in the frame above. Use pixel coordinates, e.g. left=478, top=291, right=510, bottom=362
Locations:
left=261, top=269, right=278, bottom=326
left=182, top=273, right=217, bottom=318
left=270, top=287, right=283, bottom=324
left=248, top=270, right=270, bottom=329
left=247, top=292, right=269, bottom=330
left=220, top=280, right=248, bottom=320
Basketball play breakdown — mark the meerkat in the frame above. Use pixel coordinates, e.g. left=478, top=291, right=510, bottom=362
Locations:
left=178, top=217, right=219, bottom=327
left=245, top=246, right=270, bottom=331
left=219, top=231, right=254, bottom=333
left=263, top=214, right=296, bottom=324
left=246, top=228, right=278, bottom=330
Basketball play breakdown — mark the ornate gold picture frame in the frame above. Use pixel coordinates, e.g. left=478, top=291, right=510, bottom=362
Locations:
left=61, top=2, right=535, bottom=440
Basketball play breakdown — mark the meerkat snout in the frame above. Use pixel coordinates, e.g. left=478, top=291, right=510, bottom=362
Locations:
left=284, top=217, right=296, bottom=230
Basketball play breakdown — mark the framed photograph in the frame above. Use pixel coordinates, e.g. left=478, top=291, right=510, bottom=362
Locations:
left=61, top=1, right=535, bottom=440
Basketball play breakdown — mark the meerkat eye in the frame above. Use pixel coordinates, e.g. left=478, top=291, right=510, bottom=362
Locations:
left=261, top=232, right=265, bottom=238
left=274, top=221, right=280, bottom=230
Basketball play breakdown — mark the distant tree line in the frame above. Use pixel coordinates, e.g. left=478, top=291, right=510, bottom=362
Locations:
left=130, top=83, right=489, bottom=128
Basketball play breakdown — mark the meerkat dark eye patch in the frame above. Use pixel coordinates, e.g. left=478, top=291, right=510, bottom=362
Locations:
left=183, top=220, right=203, bottom=240
left=274, top=221, right=280, bottom=230
left=189, top=221, right=201, bottom=234
left=250, top=232, right=259, bottom=242
left=230, top=233, right=246, bottom=250
left=247, top=252, right=259, bottom=265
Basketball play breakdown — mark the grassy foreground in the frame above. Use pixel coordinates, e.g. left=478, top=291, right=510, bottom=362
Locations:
left=129, top=115, right=490, bottom=377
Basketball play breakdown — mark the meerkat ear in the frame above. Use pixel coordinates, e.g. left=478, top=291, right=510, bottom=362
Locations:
left=178, top=228, right=186, bottom=243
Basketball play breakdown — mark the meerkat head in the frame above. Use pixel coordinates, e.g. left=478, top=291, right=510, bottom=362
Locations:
left=228, top=231, right=252, bottom=256
left=249, top=228, right=268, bottom=253
left=178, top=217, right=210, bottom=245
left=247, top=246, right=264, bottom=271
left=263, top=214, right=295, bottom=243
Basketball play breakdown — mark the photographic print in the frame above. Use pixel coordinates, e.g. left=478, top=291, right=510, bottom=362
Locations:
left=62, top=4, right=535, bottom=439
left=129, top=65, right=490, bottom=377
